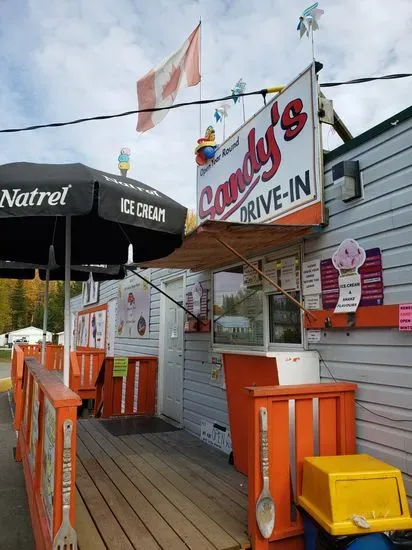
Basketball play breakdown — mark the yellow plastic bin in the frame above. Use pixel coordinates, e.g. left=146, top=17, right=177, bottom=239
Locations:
left=298, top=454, right=412, bottom=537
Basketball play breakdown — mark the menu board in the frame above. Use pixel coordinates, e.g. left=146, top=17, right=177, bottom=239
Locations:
left=321, top=248, right=383, bottom=310
left=41, top=397, right=56, bottom=535
left=89, top=309, right=106, bottom=349
left=29, top=380, right=39, bottom=473
left=263, top=255, right=299, bottom=292
left=76, top=312, right=90, bottom=347
left=243, top=262, right=261, bottom=287
left=117, top=272, right=151, bottom=339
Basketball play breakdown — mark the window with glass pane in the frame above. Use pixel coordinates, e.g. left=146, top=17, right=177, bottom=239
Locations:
left=269, top=291, right=302, bottom=344
left=213, top=265, right=264, bottom=347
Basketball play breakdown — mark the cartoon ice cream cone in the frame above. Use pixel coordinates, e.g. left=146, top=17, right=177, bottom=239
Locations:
left=332, top=238, right=366, bottom=276
left=118, top=147, right=131, bottom=178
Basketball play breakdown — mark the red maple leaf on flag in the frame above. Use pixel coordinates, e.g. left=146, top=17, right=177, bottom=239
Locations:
left=162, top=64, right=182, bottom=100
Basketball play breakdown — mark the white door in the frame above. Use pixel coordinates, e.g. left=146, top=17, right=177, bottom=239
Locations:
left=161, top=278, right=184, bottom=423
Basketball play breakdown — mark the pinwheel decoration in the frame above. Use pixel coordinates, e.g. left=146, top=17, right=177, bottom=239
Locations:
left=297, top=2, right=324, bottom=38
left=214, top=104, right=230, bottom=123
left=231, top=78, right=246, bottom=104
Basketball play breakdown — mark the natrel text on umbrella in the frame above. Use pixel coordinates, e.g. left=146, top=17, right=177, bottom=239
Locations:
left=0, top=185, right=72, bottom=208
left=120, top=198, right=166, bottom=222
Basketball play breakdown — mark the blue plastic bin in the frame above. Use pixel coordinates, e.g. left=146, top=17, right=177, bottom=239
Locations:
left=302, top=512, right=394, bottom=549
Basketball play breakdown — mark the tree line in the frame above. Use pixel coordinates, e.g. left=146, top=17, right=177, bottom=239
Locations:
left=0, top=278, right=82, bottom=336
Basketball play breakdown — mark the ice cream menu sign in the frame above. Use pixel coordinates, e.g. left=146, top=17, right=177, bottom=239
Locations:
left=321, top=242, right=384, bottom=312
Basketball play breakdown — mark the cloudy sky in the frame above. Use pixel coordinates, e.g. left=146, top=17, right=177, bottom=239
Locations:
left=0, top=0, right=410, bottom=210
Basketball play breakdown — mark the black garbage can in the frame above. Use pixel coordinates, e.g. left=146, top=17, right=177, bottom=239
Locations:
left=387, top=530, right=412, bottom=548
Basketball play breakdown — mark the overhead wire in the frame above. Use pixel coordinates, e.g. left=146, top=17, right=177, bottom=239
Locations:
left=0, top=72, right=410, bottom=134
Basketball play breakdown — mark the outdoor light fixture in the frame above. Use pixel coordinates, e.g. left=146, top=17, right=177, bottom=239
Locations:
left=332, top=160, right=362, bottom=202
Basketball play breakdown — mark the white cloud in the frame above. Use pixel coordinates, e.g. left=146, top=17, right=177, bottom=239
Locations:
left=0, top=0, right=410, bottom=210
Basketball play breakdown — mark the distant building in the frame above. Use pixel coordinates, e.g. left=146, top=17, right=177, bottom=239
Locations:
left=0, top=326, right=52, bottom=347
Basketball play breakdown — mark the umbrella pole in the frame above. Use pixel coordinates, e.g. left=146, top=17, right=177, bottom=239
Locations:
left=41, top=268, right=50, bottom=365
left=63, top=216, right=71, bottom=387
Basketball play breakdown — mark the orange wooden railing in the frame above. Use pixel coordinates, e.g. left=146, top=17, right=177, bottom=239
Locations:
left=18, top=343, right=42, bottom=361
left=18, top=343, right=64, bottom=371
left=70, top=350, right=105, bottom=401
left=11, top=344, right=25, bottom=430
left=97, top=356, right=157, bottom=418
left=247, top=382, right=357, bottom=550
left=16, top=357, right=81, bottom=549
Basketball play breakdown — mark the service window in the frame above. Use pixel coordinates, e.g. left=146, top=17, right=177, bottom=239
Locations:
left=213, top=264, right=264, bottom=347
left=264, top=253, right=303, bottom=345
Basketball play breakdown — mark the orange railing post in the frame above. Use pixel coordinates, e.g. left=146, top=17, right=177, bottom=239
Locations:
left=16, top=357, right=81, bottom=549
left=69, top=352, right=81, bottom=395
left=247, top=382, right=357, bottom=550
left=11, top=345, right=25, bottom=431
left=100, top=356, right=157, bottom=418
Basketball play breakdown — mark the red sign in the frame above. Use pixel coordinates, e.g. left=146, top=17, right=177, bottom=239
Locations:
left=321, top=248, right=384, bottom=310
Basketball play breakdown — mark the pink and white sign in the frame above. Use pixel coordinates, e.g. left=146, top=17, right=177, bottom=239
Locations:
left=399, top=304, right=412, bottom=332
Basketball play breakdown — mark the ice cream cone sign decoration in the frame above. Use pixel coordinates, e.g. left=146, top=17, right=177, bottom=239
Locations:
left=118, top=147, right=131, bottom=177
left=332, top=239, right=366, bottom=276
left=332, top=238, right=366, bottom=314
left=195, top=126, right=218, bottom=166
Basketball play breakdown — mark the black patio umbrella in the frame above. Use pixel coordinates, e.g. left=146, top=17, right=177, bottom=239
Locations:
left=0, top=162, right=186, bottom=265
left=0, top=162, right=187, bottom=385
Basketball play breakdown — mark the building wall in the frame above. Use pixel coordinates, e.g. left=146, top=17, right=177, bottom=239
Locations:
left=71, top=269, right=228, bottom=436
left=305, top=113, right=412, bottom=501
left=70, top=109, right=412, bottom=500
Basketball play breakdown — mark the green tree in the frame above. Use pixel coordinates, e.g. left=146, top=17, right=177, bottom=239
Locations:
left=48, top=281, right=65, bottom=333
left=0, top=280, right=11, bottom=332
left=71, top=281, right=83, bottom=297
left=32, top=301, right=45, bottom=329
left=10, top=280, right=27, bottom=329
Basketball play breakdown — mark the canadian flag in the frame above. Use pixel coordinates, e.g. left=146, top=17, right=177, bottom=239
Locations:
left=136, top=24, right=201, bottom=132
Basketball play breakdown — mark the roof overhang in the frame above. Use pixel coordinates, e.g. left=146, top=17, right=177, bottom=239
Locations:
left=137, top=220, right=315, bottom=271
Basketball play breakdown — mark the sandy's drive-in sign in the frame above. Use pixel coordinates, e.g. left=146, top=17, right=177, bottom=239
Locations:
left=197, top=63, right=323, bottom=226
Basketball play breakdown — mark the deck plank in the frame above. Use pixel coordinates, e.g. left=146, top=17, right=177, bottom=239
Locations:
left=80, top=421, right=218, bottom=550
left=144, top=432, right=248, bottom=511
left=121, top=434, right=249, bottom=547
left=77, top=451, right=161, bottom=549
left=77, top=424, right=191, bottom=550
left=87, top=420, right=241, bottom=550
left=76, top=459, right=134, bottom=550
left=75, top=490, right=106, bottom=550
left=155, top=431, right=248, bottom=495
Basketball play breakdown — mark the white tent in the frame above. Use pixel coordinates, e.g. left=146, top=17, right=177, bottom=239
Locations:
left=6, top=326, right=53, bottom=346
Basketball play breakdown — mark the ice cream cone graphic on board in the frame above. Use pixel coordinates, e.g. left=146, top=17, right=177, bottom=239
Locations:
left=332, top=238, right=366, bottom=277
left=332, top=239, right=366, bottom=314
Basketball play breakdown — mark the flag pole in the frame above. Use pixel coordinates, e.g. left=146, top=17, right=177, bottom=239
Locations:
left=311, top=24, right=315, bottom=61
left=241, top=96, right=246, bottom=123
left=199, top=18, right=202, bottom=135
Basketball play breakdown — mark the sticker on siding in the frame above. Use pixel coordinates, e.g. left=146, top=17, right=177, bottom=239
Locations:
left=304, top=294, right=321, bottom=310
left=302, top=259, right=321, bottom=295
left=399, top=304, right=412, bottom=331
left=307, top=329, right=321, bottom=343
left=210, top=353, right=226, bottom=389
left=200, top=420, right=232, bottom=454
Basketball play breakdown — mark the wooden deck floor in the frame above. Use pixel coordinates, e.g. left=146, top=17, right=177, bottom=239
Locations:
left=76, top=419, right=250, bottom=550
